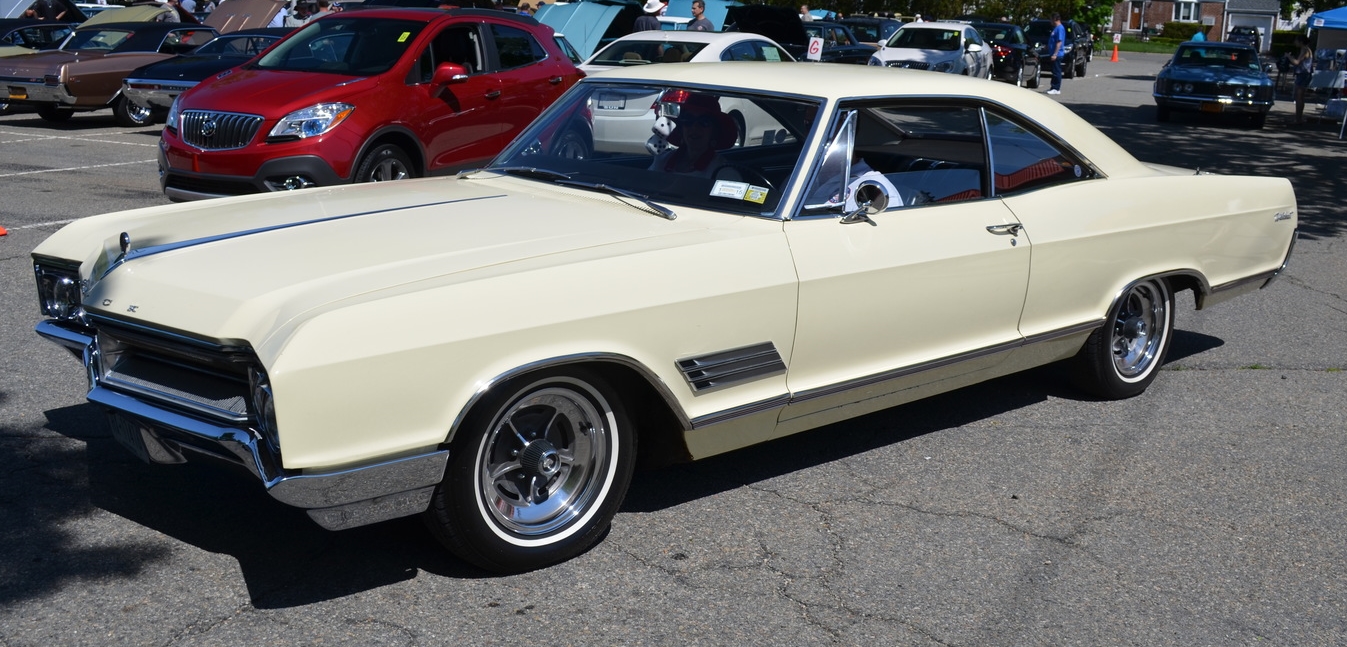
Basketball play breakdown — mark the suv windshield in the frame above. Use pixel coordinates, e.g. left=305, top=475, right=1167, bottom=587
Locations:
left=490, top=82, right=821, bottom=217
left=255, top=18, right=425, bottom=75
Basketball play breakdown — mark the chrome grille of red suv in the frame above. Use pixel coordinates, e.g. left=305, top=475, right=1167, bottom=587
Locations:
left=180, top=110, right=264, bottom=151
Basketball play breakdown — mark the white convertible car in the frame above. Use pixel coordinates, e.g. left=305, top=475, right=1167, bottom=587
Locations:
left=32, top=64, right=1297, bottom=573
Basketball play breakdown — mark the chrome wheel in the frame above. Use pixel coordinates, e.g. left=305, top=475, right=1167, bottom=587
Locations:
left=1073, top=278, right=1174, bottom=399
left=1110, top=281, right=1170, bottom=381
left=354, top=144, right=413, bottom=183
left=114, top=96, right=154, bottom=127
left=476, top=380, right=611, bottom=537
left=424, top=368, right=635, bottom=573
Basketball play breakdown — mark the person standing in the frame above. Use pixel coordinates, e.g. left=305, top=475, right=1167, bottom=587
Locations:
left=688, top=0, right=712, bottom=31
left=1191, top=27, right=1205, bottom=42
left=1289, top=35, right=1314, bottom=124
left=634, top=0, right=662, bottom=31
left=1047, top=13, right=1066, bottom=95
left=799, top=4, right=813, bottom=21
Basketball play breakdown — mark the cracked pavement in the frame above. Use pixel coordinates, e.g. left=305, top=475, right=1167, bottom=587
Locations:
left=2, top=52, right=1344, bottom=645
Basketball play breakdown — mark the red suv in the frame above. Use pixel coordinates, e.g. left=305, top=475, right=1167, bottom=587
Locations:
left=159, top=8, right=583, bottom=201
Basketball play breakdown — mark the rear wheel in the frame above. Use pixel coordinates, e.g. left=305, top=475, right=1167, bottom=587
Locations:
left=113, top=95, right=154, bottom=128
left=552, top=127, right=591, bottom=159
left=1076, top=56, right=1087, bottom=77
left=1014, top=64, right=1025, bottom=87
left=1073, top=279, right=1174, bottom=399
left=354, top=143, right=413, bottom=184
left=37, top=105, right=73, bottom=122
left=423, top=368, right=635, bottom=573
left=1029, top=63, right=1041, bottom=88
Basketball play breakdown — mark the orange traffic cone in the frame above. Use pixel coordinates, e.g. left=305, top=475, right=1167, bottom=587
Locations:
left=0, top=226, right=8, bottom=236
left=1111, top=45, right=1119, bottom=62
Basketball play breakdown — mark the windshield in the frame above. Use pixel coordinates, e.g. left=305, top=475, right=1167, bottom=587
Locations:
left=490, top=82, right=821, bottom=217
left=1173, top=45, right=1259, bottom=70
left=255, top=18, right=424, bottom=75
left=194, top=33, right=283, bottom=57
left=589, top=40, right=710, bottom=66
left=64, top=28, right=132, bottom=51
left=887, top=28, right=960, bottom=51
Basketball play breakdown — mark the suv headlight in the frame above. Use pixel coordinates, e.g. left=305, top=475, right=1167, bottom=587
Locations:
left=267, top=103, right=355, bottom=140
left=165, top=94, right=181, bottom=133
left=33, top=258, right=85, bottom=322
left=933, top=61, right=954, bottom=72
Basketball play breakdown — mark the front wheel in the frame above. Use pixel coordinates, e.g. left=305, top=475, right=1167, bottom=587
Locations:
left=1072, top=279, right=1174, bottom=399
left=1076, top=56, right=1087, bottom=77
left=423, top=368, right=635, bottom=573
left=113, top=95, right=154, bottom=128
left=354, top=143, right=413, bottom=183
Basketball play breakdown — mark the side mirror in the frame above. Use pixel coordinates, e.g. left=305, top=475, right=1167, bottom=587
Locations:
left=432, top=62, right=470, bottom=85
left=967, top=42, right=983, bottom=53
left=839, top=181, right=888, bottom=225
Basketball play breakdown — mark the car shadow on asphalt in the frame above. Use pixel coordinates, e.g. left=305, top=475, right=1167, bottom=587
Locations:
left=4, top=328, right=1223, bottom=604
left=1064, top=101, right=1345, bottom=241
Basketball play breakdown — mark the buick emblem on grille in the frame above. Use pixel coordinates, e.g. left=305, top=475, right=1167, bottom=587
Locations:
left=201, top=118, right=217, bottom=138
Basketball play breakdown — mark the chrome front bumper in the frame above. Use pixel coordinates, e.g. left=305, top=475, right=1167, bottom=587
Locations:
left=36, top=319, right=449, bottom=531
left=4, top=81, right=75, bottom=105
left=122, top=78, right=195, bottom=110
left=1154, top=92, right=1274, bottom=114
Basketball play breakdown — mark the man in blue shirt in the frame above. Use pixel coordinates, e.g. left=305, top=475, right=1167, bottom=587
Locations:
left=1047, top=13, right=1066, bottom=95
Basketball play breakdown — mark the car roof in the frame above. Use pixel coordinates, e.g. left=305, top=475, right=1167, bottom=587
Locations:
left=600, top=30, right=773, bottom=46
left=897, top=21, right=971, bottom=30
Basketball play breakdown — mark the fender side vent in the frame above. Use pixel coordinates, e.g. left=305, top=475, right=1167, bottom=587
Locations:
left=677, top=342, right=786, bottom=393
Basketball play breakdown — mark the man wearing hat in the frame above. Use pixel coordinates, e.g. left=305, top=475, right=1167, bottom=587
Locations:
left=634, top=0, right=663, bottom=31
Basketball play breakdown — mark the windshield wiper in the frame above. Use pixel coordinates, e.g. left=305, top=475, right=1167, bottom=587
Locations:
left=557, top=180, right=676, bottom=220
left=465, top=166, right=575, bottom=182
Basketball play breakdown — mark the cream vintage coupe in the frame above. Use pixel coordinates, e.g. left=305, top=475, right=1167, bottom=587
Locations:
left=32, top=63, right=1297, bottom=573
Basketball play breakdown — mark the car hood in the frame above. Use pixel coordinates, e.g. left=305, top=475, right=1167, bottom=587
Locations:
left=180, top=66, right=376, bottom=112
left=127, top=53, right=251, bottom=82
left=876, top=47, right=956, bottom=63
left=43, top=176, right=730, bottom=348
left=1159, top=66, right=1269, bottom=85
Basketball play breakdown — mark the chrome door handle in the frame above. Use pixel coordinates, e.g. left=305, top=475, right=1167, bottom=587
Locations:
left=485, top=90, right=502, bottom=99
left=986, top=223, right=1023, bottom=236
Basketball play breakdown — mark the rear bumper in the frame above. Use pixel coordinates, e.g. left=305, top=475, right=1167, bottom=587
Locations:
left=36, top=319, right=449, bottom=531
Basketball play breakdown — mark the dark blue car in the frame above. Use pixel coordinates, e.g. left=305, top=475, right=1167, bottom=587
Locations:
left=1153, top=41, right=1273, bottom=128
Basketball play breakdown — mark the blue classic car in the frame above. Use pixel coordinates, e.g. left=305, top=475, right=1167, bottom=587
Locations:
left=1153, top=41, right=1273, bottom=128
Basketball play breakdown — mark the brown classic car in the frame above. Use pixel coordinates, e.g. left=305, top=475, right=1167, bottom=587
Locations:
left=0, top=0, right=283, bottom=126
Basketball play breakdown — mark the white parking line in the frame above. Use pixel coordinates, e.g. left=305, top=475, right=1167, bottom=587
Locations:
left=0, top=128, right=159, bottom=147
left=0, top=159, right=156, bottom=178
left=5, top=218, right=80, bottom=230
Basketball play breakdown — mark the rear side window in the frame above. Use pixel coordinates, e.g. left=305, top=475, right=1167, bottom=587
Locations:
left=491, top=24, right=545, bottom=69
left=985, top=110, right=1091, bottom=196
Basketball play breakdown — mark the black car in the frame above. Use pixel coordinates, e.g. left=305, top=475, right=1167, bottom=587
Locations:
left=725, top=5, right=875, bottom=64
left=121, top=27, right=292, bottom=114
left=972, top=22, right=1041, bottom=87
left=839, top=16, right=903, bottom=46
left=1025, top=18, right=1091, bottom=79
left=803, top=21, right=877, bottom=64
left=1226, top=26, right=1261, bottom=52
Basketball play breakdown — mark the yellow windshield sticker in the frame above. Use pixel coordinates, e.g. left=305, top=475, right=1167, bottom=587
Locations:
left=398, top=32, right=411, bottom=42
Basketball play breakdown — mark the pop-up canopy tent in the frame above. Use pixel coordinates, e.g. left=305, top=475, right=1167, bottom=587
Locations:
left=1311, top=5, right=1347, bottom=51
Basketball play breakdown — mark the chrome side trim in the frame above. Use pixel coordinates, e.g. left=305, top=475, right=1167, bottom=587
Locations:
left=1261, top=228, right=1297, bottom=289
left=676, top=342, right=787, bottom=394
left=689, top=394, right=792, bottom=429
left=791, top=335, right=1027, bottom=405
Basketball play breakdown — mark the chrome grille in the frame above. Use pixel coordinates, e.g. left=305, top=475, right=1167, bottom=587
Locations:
left=887, top=61, right=930, bottom=70
left=180, top=110, right=264, bottom=150
left=94, top=319, right=257, bottom=424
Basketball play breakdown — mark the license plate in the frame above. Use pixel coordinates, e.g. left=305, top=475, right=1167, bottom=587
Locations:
left=7, top=87, right=25, bottom=100
left=107, top=413, right=154, bottom=464
left=1200, top=102, right=1224, bottom=113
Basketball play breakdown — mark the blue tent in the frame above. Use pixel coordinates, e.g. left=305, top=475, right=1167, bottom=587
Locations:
left=1310, top=5, right=1347, bottom=30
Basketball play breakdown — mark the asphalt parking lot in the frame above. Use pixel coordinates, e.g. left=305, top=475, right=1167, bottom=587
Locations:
left=1, top=52, right=1345, bottom=646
